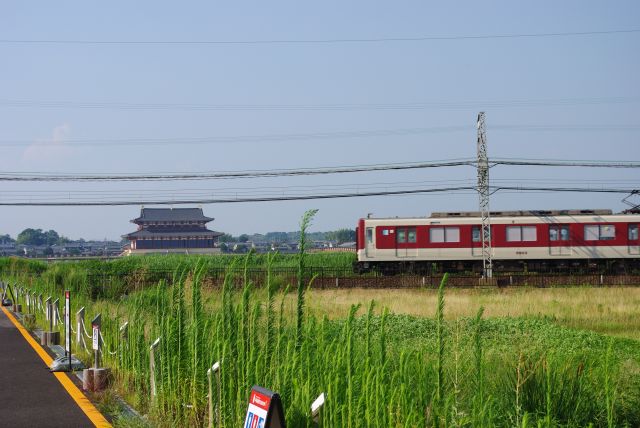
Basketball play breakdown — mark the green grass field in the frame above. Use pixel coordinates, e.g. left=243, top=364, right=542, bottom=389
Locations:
left=3, top=254, right=640, bottom=427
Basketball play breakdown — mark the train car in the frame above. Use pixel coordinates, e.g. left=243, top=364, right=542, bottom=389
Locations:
left=355, top=209, right=640, bottom=274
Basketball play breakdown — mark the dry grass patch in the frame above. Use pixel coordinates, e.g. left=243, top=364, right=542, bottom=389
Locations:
left=293, top=287, right=640, bottom=340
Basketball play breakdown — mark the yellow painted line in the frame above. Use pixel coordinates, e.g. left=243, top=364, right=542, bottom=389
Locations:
left=1, top=306, right=112, bottom=428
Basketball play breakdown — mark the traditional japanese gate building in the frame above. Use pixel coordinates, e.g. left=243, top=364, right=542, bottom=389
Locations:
left=123, top=207, right=223, bottom=254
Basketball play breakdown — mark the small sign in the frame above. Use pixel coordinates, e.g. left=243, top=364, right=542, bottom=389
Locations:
left=92, top=324, right=99, bottom=351
left=244, top=386, right=286, bottom=428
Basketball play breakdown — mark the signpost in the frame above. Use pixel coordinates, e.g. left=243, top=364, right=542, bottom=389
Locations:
left=92, top=314, right=101, bottom=369
left=243, top=386, right=286, bottom=428
left=65, top=291, right=71, bottom=371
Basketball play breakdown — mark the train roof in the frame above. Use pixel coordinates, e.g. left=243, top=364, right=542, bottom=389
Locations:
left=429, top=209, right=613, bottom=218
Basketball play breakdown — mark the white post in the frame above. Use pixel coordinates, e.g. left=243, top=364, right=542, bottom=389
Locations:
left=150, top=337, right=161, bottom=402
left=311, top=392, right=326, bottom=426
left=76, top=307, right=85, bottom=345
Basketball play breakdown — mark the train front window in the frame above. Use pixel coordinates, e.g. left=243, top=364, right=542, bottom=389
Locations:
left=366, top=228, right=373, bottom=244
left=397, top=229, right=407, bottom=243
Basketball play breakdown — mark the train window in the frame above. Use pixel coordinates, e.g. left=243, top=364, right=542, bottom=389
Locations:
left=585, top=225, right=615, bottom=241
left=600, top=225, right=615, bottom=240
left=446, top=227, right=460, bottom=242
left=407, top=228, right=417, bottom=243
left=522, top=226, right=537, bottom=241
left=507, top=226, right=537, bottom=242
left=430, top=227, right=459, bottom=243
left=472, top=226, right=481, bottom=242
left=472, top=225, right=493, bottom=242
left=629, top=225, right=639, bottom=240
left=584, top=225, right=599, bottom=241
left=430, top=228, right=445, bottom=243
left=550, top=226, right=570, bottom=241
left=506, top=226, right=521, bottom=242
left=382, top=229, right=389, bottom=236
left=397, top=229, right=407, bottom=243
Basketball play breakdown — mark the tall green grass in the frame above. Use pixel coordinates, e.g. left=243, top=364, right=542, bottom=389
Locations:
left=3, top=214, right=640, bottom=427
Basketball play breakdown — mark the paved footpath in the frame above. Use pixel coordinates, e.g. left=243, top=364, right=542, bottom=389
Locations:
left=0, top=307, right=111, bottom=427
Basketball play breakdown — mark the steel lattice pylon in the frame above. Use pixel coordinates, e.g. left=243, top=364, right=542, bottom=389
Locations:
left=477, top=112, right=493, bottom=278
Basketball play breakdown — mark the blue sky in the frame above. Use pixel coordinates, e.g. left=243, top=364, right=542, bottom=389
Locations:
left=1, top=1, right=639, bottom=240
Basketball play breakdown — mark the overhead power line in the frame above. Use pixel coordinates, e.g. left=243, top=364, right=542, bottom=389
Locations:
left=0, top=186, right=633, bottom=206
left=493, top=159, right=640, bottom=168
left=0, top=159, right=475, bottom=182
left=1, top=96, right=638, bottom=112
left=1, top=158, right=638, bottom=182
left=1, top=29, right=638, bottom=46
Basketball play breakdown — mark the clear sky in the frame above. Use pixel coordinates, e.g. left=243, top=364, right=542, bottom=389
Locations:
left=1, top=1, right=639, bottom=240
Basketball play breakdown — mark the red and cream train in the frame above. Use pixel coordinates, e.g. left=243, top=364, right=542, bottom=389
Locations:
left=355, top=209, right=640, bottom=274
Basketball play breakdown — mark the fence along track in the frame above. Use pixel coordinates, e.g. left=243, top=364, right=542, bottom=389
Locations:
left=79, top=268, right=640, bottom=289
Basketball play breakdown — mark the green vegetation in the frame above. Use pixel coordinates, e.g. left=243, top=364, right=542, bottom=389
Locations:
left=2, top=214, right=639, bottom=426
left=15, top=228, right=70, bottom=246
left=6, top=267, right=640, bottom=427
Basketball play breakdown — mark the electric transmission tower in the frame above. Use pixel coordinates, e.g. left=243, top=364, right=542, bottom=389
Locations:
left=477, top=112, right=493, bottom=278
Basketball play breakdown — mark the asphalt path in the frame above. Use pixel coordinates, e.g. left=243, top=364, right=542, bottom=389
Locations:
left=0, top=308, right=95, bottom=427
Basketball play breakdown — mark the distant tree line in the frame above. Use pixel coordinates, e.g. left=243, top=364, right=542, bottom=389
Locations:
left=1, top=228, right=71, bottom=246
left=218, top=228, right=356, bottom=244
left=1, top=227, right=356, bottom=247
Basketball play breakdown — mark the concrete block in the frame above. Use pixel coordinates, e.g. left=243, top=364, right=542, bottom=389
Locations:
left=41, top=331, right=60, bottom=346
left=82, top=368, right=95, bottom=392
left=93, top=368, right=112, bottom=391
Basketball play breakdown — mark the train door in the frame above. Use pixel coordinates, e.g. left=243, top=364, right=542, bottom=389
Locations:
left=365, top=227, right=375, bottom=258
left=549, top=225, right=572, bottom=256
left=629, top=224, right=639, bottom=255
left=396, top=227, right=417, bottom=258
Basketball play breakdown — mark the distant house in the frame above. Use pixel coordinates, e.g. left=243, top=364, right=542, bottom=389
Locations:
left=123, top=207, right=223, bottom=255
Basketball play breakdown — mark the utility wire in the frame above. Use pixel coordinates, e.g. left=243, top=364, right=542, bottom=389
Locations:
left=493, top=159, right=640, bottom=168
left=1, top=29, right=638, bottom=46
left=0, top=186, right=633, bottom=206
left=0, top=159, right=476, bottom=182
left=1, top=158, right=638, bottom=182
left=4, top=179, right=636, bottom=202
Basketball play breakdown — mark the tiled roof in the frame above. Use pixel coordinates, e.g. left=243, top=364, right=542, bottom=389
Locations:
left=133, top=208, right=213, bottom=223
